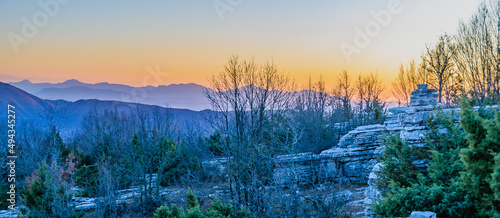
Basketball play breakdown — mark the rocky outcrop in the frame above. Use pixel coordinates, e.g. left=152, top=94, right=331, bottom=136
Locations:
left=273, top=84, right=444, bottom=217
left=204, top=84, right=454, bottom=216
left=276, top=87, right=440, bottom=184
left=319, top=124, right=385, bottom=184
left=363, top=163, right=383, bottom=217
left=273, top=124, right=385, bottom=186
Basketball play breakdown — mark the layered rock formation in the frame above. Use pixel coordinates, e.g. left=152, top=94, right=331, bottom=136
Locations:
left=273, top=84, right=443, bottom=217
left=205, top=84, right=448, bottom=216
left=410, top=84, right=438, bottom=107
left=276, top=85, right=440, bottom=184
left=273, top=124, right=386, bottom=186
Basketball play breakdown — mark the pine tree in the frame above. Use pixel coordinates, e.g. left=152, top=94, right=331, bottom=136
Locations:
left=459, top=100, right=500, bottom=216
left=376, top=134, right=423, bottom=189
left=187, top=188, right=199, bottom=209
left=374, top=111, right=474, bottom=217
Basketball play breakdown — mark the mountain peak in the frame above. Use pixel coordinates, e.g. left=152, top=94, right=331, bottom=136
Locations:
left=170, top=83, right=201, bottom=86
left=61, top=79, right=83, bottom=85
left=18, top=79, right=32, bottom=84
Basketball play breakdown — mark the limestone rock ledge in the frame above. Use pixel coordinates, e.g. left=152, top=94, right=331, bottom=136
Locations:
left=274, top=85, right=444, bottom=216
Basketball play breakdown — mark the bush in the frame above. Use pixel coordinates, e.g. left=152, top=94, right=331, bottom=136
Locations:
left=375, top=134, right=424, bottom=190
left=0, top=147, right=10, bottom=210
left=75, top=164, right=98, bottom=197
left=22, top=163, right=53, bottom=215
left=204, top=198, right=232, bottom=217
left=154, top=204, right=186, bottom=218
left=153, top=188, right=254, bottom=218
left=159, top=142, right=200, bottom=187
left=22, top=162, right=75, bottom=217
left=206, top=131, right=225, bottom=156
left=21, top=155, right=78, bottom=218
left=0, top=183, right=10, bottom=210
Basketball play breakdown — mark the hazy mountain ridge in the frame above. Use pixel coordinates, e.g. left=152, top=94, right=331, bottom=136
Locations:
left=0, top=82, right=213, bottom=138
left=0, top=82, right=52, bottom=119
left=9, top=79, right=211, bottom=111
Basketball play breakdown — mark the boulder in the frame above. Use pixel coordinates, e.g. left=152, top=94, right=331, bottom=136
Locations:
left=409, top=211, right=437, bottom=218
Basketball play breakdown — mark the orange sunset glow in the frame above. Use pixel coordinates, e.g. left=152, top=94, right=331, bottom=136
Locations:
left=0, top=1, right=482, bottom=89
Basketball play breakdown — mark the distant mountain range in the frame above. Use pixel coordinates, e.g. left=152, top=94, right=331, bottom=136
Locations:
left=0, top=82, right=214, bottom=138
left=9, top=79, right=211, bottom=111
left=8, top=79, right=404, bottom=111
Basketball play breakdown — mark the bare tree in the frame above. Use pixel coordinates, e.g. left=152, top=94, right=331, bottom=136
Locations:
left=95, top=158, right=119, bottom=218
left=392, top=60, right=424, bottom=106
left=292, top=75, right=337, bottom=153
left=356, top=72, right=385, bottom=125
left=454, top=1, right=500, bottom=103
left=335, top=70, right=354, bottom=112
left=331, top=70, right=355, bottom=135
left=40, top=102, right=68, bottom=130
left=204, top=55, right=295, bottom=215
left=422, top=33, right=456, bottom=103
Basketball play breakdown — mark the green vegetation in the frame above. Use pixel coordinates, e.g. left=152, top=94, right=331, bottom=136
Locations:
left=158, top=140, right=200, bottom=187
left=21, top=160, right=77, bottom=218
left=374, top=100, right=500, bottom=217
left=206, top=131, right=226, bottom=156
left=154, top=188, right=253, bottom=218
left=0, top=183, right=9, bottom=210
left=0, top=159, right=10, bottom=210
left=75, top=164, right=98, bottom=197
left=22, top=162, right=55, bottom=216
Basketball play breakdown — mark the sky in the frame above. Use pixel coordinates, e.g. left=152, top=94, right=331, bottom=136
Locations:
left=0, top=0, right=484, bottom=89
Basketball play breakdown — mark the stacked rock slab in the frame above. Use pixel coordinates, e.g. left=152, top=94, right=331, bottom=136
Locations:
left=273, top=124, right=386, bottom=186
left=363, top=85, right=439, bottom=217
left=410, top=84, right=438, bottom=107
